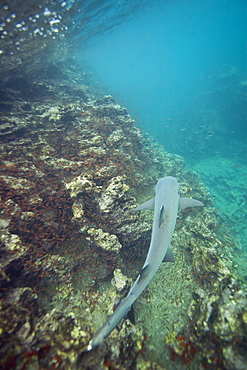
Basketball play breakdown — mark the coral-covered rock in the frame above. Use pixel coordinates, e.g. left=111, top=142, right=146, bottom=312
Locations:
left=0, top=61, right=246, bottom=370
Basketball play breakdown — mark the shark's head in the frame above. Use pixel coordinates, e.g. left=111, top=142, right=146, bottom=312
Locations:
left=155, top=176, right=179, bottom=195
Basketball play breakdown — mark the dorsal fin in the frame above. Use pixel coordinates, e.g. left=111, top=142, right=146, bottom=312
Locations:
left=159, top=205, right=167, bottom=227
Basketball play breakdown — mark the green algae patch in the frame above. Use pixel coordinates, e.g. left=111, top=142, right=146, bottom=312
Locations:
left=0, top=61, right=246, bottom=370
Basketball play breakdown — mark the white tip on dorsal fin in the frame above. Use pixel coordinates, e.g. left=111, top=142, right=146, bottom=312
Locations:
left=179, top=197, right=204, bottom=210
left=163, top=247, right=175, bottom=262
left=134, top=198, right=154, bottom=211
left=159, top=205, right=166, bottom=227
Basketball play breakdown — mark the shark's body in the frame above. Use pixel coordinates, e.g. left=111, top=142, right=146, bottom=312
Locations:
left=88, top=176, right=203, bottom=350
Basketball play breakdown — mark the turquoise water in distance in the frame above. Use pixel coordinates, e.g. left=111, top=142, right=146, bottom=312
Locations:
left=1, top=0, right=245, bottom=271
left=1, top=0, right=247, bottom=366
left=79, top=0, right=246, bottom=154
left=75, top=0, right=247, bottom=255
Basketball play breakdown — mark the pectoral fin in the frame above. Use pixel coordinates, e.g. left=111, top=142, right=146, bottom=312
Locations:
left=179, top=197, right=204, bottom=210
left=134, top=198, right=154, bottom=211
left=163, top=247, right=175, bottom=262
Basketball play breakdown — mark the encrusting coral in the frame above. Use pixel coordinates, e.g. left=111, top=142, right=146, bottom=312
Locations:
left=0, top=61, right=246, bottom=369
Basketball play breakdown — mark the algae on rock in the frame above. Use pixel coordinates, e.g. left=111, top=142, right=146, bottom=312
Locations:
left=0, top=61, right=247, bottom=370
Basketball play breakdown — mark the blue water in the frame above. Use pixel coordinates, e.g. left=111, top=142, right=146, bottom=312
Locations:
left=73, top=0, right=247, bottom=252
left=1, top=0, right=247, bottom=367
left=1, top=0, right=246, bottom=287
left=76, top=0, right=246, bottom=160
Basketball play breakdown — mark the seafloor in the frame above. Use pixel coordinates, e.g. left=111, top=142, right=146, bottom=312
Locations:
left=0, top=61, right=247, bottom=370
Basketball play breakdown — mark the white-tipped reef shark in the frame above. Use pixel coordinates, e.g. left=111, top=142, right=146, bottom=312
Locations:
left=87, top=176, right=204, bottom=350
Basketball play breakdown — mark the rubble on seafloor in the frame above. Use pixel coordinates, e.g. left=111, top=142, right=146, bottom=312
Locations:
left=0, top=61, right=247, bottom=369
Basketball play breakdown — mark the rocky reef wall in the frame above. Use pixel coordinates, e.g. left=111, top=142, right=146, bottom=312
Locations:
left=0, top=61, right=246, bottom=369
